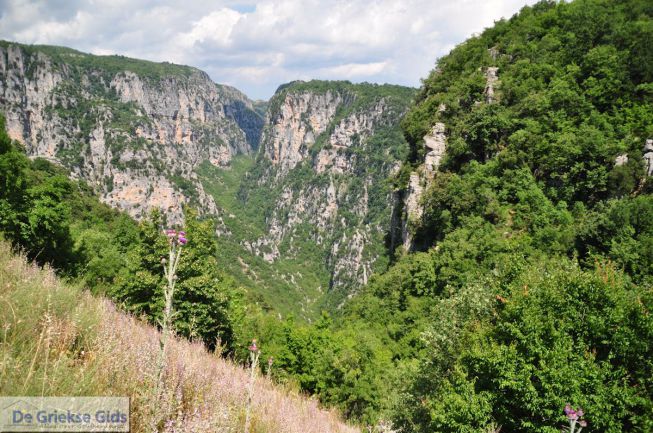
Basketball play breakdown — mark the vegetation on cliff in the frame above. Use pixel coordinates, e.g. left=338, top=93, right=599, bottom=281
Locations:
left=198, top=81, right=416, bottom=317
left=1, top=0, right=652, bottom=431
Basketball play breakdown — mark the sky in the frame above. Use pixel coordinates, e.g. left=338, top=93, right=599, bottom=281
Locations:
left=0, top=0, right=538, bottom=100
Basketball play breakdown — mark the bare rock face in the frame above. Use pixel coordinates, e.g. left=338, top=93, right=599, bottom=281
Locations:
left=484, top=66, right=499, bottom=103
left=263, top=90, right=344, bottom=175
left=315, top=99, right=390, bottom=173
left=402, top=172, right=424, bottom=251
left=644, top=139, right=653, bottom=176
left=615, top=154, right=629, bottom=167
left=0, top=42, right=262, bottom=222
left=245, top=82, right=414, bottom=304
left=424, top=122, right=447, bottom=177
left=400, top=120, right=449, bottom=251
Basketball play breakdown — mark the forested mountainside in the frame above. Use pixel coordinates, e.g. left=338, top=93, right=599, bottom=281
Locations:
left=200, top=81, right=415, bottom=315
left=237, top=0, right=653, bottom=430
left=1, top=0, right=652, bottom=432
left=0, top=41, right=262, bottom=222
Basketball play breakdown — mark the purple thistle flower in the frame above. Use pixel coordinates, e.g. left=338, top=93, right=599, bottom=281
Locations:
left=178, top=236, right=188, bottom=245
left=248, top=339, right=258, bottom=352
left=179, top=231, right=186, bottom=236
left=165, top=229, right=176, bottom=237
left=577, top=408, right=584, bottom=417
left=564, top=404, right=573, bottom=415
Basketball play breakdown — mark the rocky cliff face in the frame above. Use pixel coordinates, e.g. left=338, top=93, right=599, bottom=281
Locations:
left=0, top=41, right=262, bottom=222
left=235, top=81, right=415, bottom=310
left=263, top=90, right=346, bottom=175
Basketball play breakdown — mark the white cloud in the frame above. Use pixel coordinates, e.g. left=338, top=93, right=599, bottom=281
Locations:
left=317, top=61, right=389, bottom=79
left=0, top=0, right=538, bottom=99
left=179, top=8, right=243, bottom=49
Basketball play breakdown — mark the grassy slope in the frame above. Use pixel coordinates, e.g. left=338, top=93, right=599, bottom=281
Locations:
left=0, top=241, right=358, bottom=433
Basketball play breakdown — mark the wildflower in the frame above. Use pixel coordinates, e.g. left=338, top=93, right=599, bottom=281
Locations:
left=156, top=226, right=187, bottom=408
left=563, top=404, right=587, bottom=433
left=245, top=338, right=260, bottom=433
left=564, top=404, right=572, bottom=415
left=163, top=228, right=188, bottom=246
left=564, top=404, right=578, bottom=420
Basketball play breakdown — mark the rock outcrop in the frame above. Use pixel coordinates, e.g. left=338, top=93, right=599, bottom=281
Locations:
left=402, top=172, right=424, bottom=251
left=400, top=120, right=449, bottom=251
left=484, top=66, right=499, bottom=103
left=424, top=122, right=447, bottom=177
left=644, top=139, right=653, bottom=176
left=263, top=90, right=346, bottom=175
left=0, top=41, right=262, bottom=222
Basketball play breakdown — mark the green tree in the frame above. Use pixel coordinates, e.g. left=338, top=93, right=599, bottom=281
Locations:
left=111, top=209, right=244, bottom=351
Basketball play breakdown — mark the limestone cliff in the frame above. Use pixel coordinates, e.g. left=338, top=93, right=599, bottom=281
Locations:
left=233, top=81, right=415, bottom=311
left=0, top=41, right=262, bottom=222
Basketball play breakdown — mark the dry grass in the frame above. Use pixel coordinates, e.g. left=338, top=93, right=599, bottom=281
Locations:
left=0, top=242, right=359, bottom=433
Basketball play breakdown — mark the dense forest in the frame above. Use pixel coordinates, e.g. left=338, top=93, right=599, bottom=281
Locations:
left=1, top=0, right=652, bottom=432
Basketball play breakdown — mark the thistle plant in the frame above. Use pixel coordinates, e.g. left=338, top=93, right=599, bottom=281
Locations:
left=563, top=404, right=588, bottom=433
left=266, top=356, right=274, bottom=378
left=244, top=339, right=260, bottom=433
left=155, top=229, right=188, bottom=397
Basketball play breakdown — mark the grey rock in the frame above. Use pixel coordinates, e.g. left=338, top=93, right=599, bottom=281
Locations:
left=615, top=154, right=629, bottom=166
left=644, top=139, right=653, bottom=176
left=484, top=67, right=499, bottom=104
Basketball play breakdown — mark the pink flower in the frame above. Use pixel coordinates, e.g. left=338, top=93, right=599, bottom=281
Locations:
left=564, top=404, right=580, bottom=420
left=564, top=404, right=573, bottom=415
left=165, top=229, right=176, bottom=237
left=178, top=236, right=188, bottom=245
left=248, top=339, right=258, bottom=352
left=579, top=420, right=587, bottom=428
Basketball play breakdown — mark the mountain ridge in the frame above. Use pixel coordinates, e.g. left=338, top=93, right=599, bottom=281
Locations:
left=0, top=39, right=263, bottom=223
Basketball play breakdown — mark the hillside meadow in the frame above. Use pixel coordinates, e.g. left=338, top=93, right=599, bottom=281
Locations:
left=0, top=241, right=358, bottom=433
